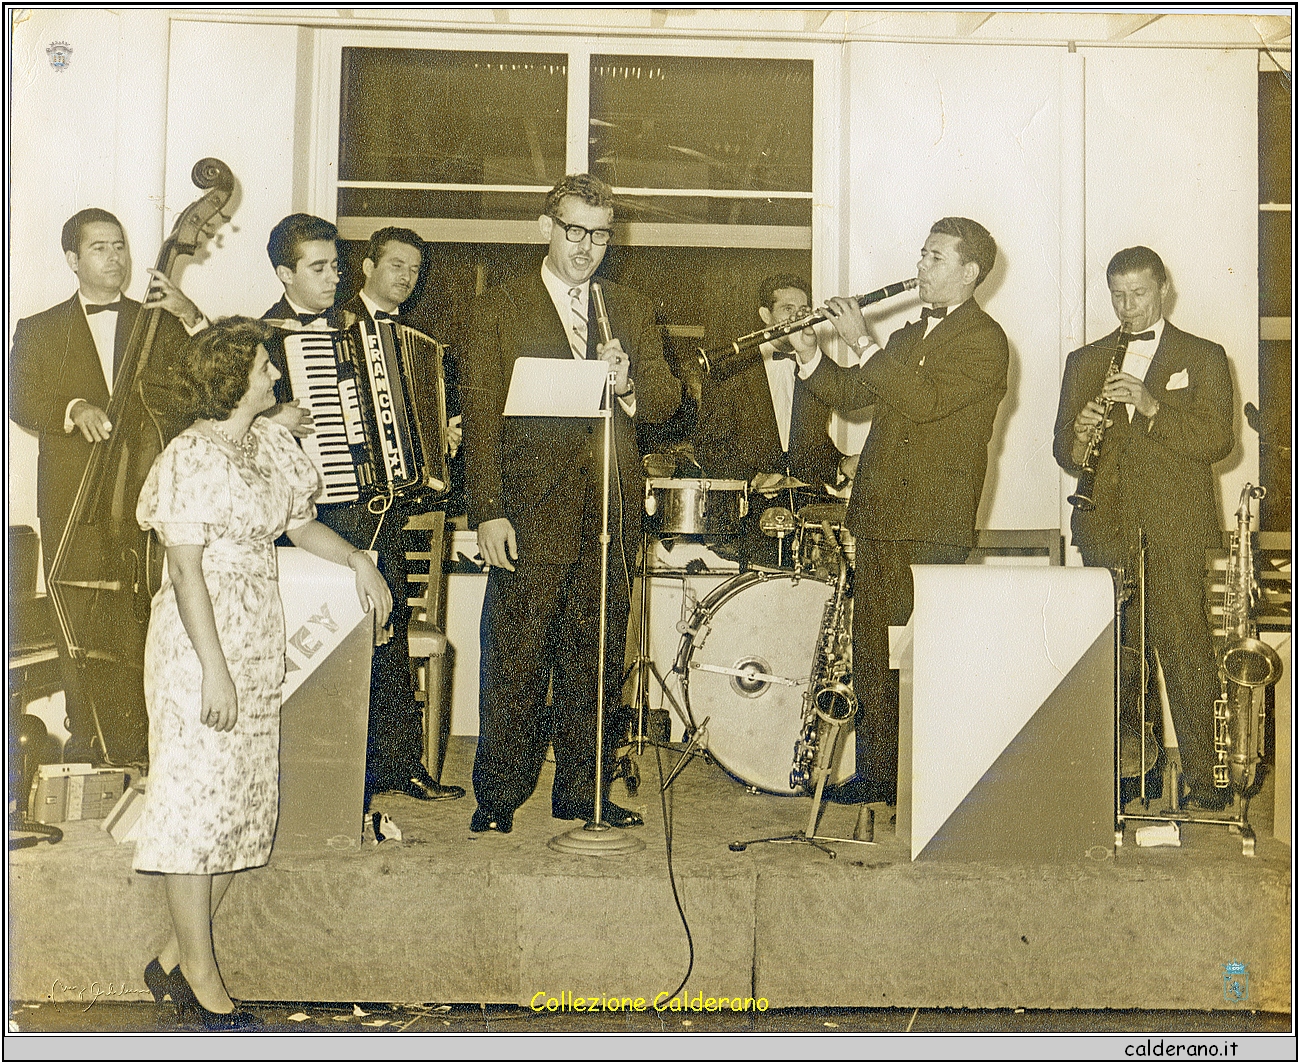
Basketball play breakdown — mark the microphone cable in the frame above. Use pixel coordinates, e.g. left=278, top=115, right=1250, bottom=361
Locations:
left=653, top=739, right=695, bottom=1004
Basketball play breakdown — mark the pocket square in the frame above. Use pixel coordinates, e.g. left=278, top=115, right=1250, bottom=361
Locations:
left=1165, top=369, right=1190, bottom=391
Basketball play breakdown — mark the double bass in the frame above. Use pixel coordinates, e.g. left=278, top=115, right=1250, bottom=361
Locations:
left=48, top=159, right=236, bottom=765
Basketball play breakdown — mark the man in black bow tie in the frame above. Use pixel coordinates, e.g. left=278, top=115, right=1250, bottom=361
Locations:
left=791, top=217, right=1009, bottom=807
left=9, top=207, right=205, bottom=761
left=332, top=226, right=464, bottom=464
left=336, top=226, right=420, bottom=325
left=261, top=215, right=466, bottom=807
left=1054, top=246, right=1233, bottom=810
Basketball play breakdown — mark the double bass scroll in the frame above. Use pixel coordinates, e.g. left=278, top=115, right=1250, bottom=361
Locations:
left=48, top=158, right=236, bottom=765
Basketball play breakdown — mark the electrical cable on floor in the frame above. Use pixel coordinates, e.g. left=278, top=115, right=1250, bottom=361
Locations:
left=654, top=741, right=694, bottom=1003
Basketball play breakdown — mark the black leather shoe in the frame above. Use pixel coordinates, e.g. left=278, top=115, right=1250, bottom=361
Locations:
left=171, top=968, right=263, bottom=1032
left=380, top=770, right=466, bottom=802
left=552, top=799, right=644, bottom=828
left=823, top=775, right=895, bottom=806
left=144, top=958, right=179, bottom=1004
left=470, top=807, right=513, bottom=834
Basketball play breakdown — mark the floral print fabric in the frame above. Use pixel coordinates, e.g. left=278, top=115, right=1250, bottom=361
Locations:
left=131, top=418, right=320, bottom=874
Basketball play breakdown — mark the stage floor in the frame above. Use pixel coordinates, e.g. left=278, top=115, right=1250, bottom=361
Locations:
left=9, top=737, right=1293, bottom=1014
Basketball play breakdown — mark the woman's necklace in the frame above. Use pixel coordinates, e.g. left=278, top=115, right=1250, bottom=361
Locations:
left=211, top=421, right=257, bottom=459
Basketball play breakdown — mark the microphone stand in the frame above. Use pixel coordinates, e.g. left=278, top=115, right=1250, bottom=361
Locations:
left=549, top=356, right=645, bottom=857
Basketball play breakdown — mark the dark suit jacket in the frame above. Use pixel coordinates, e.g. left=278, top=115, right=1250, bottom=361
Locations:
left=9, top=293, right=186, bottom=549
left=695, top=355, right=843, bottom=487
left=1054, top=320, right=1233, bottom=556
left=804, top=298, right=1009, bottom=547
left=462, top=270, right=681, bottom=564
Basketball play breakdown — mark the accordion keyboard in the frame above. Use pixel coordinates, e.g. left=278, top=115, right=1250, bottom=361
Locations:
left=284, top=331, right=364, bottom=503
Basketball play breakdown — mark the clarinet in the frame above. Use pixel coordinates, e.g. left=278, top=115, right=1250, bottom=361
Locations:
left=694, top=278, right=918, bottom=380
left=1067, top=326, right=1132, bottom=512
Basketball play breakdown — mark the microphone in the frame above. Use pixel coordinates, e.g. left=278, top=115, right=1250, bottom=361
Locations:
left=590, top=281, right=615, bottom=345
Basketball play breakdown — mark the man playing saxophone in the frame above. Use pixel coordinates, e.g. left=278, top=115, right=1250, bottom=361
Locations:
left=1053, top=246, right=1234, bottom=811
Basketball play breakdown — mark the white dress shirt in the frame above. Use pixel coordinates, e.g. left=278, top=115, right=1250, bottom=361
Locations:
left=1118, top=317, right=1165, bottom=421
left=65, top=291, right=207, bottom=432
left=63, top=294, right=119, bottom=432
left=757, top=341, right=797, bottom=453
left=540, top=261, right=635, bottom=416
left=282, top=294, right=330, bottom=329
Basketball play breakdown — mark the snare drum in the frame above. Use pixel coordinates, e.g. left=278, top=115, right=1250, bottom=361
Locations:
left=796, top=501, right=855, bottom=575
left=645, top=478, right=749, bottom=537
left=674, top=570, right=855, bottom=794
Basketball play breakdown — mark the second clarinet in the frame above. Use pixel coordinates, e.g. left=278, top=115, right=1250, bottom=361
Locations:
left=695, top=278, right=918, bottom=380
left=1067, top=325, right=1133, bottom=511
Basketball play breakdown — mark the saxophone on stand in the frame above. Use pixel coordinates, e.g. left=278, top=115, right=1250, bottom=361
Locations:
left=1213, top=484, right=1282, bottom=798
left=790, top=523, right=857, bottom=796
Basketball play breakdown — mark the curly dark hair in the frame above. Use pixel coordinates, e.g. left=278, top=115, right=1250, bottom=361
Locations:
left=178, top=316, right=276, bottom=421
left=542, top=173, right=615, bottom=218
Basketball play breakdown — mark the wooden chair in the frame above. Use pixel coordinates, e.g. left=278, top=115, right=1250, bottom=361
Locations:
left=404, top=509, right=451, bottom=782
left=969, top=528, right=1064, bottom=565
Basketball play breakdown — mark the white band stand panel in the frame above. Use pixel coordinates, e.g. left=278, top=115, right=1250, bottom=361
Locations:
left=896, top=565, right=1115, bottom=862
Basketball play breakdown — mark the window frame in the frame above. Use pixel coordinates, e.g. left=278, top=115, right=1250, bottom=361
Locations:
left=310, top=28, right=842, bottom=294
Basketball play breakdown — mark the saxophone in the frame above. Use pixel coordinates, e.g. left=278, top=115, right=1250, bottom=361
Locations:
left=1213, top=484, right=1282, bottom=792
left=790, top=524, right=857, bottom=793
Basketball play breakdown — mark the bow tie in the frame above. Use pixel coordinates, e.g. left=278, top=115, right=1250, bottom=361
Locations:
left=85, top=301, right=123, bottom=315
left=373, top=309, right=398, bottom=321
left=1125, top=330, right=1155, bottom=342
left=294, top=311, right=325, bottom=325
left=919, top=306, right=948, bottom=322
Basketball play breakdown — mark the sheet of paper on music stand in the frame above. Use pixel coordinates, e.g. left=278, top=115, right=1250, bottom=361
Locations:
left=503, top=357, right=608, bottom=418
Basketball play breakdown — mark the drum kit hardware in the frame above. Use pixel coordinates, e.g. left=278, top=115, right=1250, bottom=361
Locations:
left=621, top=454, right=874, bottom=857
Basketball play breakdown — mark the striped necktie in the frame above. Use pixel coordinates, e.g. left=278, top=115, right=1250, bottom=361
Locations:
left=569, top=286, right=588, bottom=359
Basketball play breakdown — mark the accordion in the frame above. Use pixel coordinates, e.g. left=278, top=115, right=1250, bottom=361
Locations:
left=277, top=318, right=450, bottom=506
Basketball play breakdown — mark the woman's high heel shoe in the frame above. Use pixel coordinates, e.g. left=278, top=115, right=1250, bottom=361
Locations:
left=143, top=958, right=179, bottom=1003
left=170, top=967, right=263, bottom=1032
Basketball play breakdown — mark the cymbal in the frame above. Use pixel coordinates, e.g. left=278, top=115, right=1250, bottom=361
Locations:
left=754, top=475, right=808, bottom=491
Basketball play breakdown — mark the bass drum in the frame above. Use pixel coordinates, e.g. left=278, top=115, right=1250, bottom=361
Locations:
left=675, top=571, right=856, bottom=795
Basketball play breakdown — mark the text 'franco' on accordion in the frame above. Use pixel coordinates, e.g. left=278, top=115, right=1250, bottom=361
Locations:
left=275, top=317, right=450, bottom=508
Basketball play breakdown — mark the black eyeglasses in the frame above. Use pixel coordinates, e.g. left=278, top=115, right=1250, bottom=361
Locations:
left=549, top=216, right=613, bottom=246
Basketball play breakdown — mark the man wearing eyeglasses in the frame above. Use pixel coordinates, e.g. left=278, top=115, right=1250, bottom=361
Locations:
left=461, top=173, right=682, bottom=834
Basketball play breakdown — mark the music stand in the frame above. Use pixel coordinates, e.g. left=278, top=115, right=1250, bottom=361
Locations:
left=501, top=357, right=644, bottom=857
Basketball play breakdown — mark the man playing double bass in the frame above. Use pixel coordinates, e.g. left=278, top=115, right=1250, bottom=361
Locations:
left=9, top=208, right=206, bottom=762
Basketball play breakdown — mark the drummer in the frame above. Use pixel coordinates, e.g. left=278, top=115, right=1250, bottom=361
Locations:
left=694, top=274, right=858, bottom=565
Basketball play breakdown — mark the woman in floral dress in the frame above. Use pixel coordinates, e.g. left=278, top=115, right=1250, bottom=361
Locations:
left=133, top=317, right=390, bottom=1030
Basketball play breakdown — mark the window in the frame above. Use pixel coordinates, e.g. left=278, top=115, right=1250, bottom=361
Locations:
left=324, top=34, right=833, bottom=385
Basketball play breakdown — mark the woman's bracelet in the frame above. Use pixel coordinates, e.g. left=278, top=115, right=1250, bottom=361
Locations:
left=346, top=549, right=367, bottom=571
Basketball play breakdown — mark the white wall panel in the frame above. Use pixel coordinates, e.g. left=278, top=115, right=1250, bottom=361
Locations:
left=841, top=42, right=1067, bottom=533
left=1082, top=47, right=1258, bottom=526
left=164, top=20, right=301, bottom=320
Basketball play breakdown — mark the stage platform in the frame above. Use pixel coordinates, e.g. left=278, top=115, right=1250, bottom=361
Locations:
left=9, top=737, right=1292, bottom=1014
